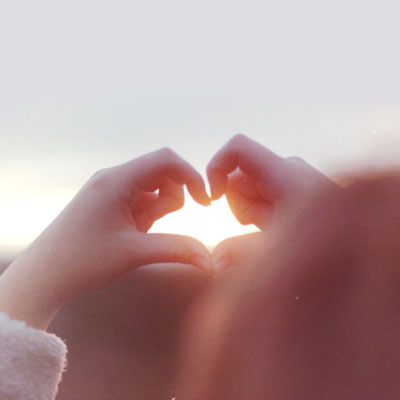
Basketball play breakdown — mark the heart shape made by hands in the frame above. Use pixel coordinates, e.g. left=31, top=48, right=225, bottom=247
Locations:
left=149, top=194, right=258, bottom=250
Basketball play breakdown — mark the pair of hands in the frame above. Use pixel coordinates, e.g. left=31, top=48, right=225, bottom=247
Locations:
left=0, top=134, right=332, bottom=330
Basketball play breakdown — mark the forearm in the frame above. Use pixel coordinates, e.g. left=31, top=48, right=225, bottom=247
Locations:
left=0, top=251, right=61, bottom=331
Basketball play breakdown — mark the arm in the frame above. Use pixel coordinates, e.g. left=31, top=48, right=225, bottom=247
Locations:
left=0, top=148, right=212, bottom=399
left=0, top=148, right=212, bottom=331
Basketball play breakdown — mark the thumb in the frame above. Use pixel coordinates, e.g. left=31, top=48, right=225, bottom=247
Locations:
left=212, top=232, right=268, bottom=272
left=127, top=232, right=213, bottom=272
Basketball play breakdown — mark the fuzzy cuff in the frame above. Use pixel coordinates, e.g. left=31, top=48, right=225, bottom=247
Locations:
left=0, top=311, right=67, bottom=400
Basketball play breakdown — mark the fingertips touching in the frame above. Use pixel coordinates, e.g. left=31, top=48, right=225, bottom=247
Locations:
left=182, top=237, right=213, bottom=272
left=134, top=233, right=213, bottom=273
left=178, top=239, right=214, bottom=273
left=211, top=232, right=267, bottom=273
left=211, top=236, right=242, bottom=272
left=191, top=253, right=214, bottom=274
left=211, top=251, right=232, bottom=273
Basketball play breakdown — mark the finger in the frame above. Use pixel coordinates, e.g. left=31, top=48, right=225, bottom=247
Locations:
left=226, top=172, right=273, bottom=230
left=226, top=170, right=260, bottom=219
left=116, top=148, right=210, bottom=206
left=227, top=170, right=259, bottom=199
left=211, top=232, right=268, bottom=272
left=132, top=192, right=159, bottom=232
left=147, top=178, right=185, bottom=221
left=207, top=134, right=284, bottom=200
left=226, top=194, right=273, bottom=230
left=131, top=180, right=185, bottom=231
left=126, top=232, right=213, bottom=273
left=226, top=174, right=257, bottom=224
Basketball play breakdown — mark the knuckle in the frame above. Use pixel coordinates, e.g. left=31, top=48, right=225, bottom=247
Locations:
left=286, top=156, right=305, bottom=164
left=158, top=147, right=176, bottom=160
left=88, top=168, right=113, bottom=189
left=230, top=133, right=248, bottom=145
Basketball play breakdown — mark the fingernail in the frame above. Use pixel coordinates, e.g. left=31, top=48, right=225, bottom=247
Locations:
left=193, top=255, right=213, bottom=272
left=213, top=256, right=231, bottom=272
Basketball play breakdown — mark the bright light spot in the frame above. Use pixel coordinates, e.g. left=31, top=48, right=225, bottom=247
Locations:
left=0, top=194, right=71, bottom=254
left=0, top=190, right=258, bottom=255
left=150, top=194, right=258, bottom=249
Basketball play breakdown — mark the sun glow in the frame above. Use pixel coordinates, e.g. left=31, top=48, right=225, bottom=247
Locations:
left=0, top=190, right=258, bottom=256
left=0, top=194, right=72, bottom=255
left=149, top=194, right=258, bottom=249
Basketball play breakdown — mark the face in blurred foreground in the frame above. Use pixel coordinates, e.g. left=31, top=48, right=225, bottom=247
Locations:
left=175, top=171, right=400, bottom=400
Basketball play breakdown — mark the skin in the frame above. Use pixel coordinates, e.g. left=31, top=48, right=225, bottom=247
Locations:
left=0, top=148, right=213, bottom=330
left=208, top=134, right=336, bottom=270
left=0, top=134, right=342, bottom=399
left=0, top=135, right=332, bottom=331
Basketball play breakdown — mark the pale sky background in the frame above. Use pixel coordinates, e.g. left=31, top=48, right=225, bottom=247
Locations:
left=1, top=0, right=400, bottom=255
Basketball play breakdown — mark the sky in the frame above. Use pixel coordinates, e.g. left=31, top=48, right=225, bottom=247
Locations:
left=1, top=0, right=400, bottom=255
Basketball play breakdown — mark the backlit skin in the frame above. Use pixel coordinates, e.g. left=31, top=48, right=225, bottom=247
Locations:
left=207, top=134, right=335, bottom=231
left=0, top=134, right=332, bottom=331
left=0, top=148, right=213, bottom=331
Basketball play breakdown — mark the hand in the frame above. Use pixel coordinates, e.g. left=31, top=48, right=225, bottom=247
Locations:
left=0, top=148, right=212, bottom=330
left=207, top=134, right=335, bottom=230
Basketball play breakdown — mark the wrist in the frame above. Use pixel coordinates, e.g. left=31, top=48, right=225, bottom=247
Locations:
left=0, top=256, right=61, bottom=331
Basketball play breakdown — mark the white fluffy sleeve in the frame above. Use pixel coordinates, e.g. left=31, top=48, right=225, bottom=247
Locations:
left=0, top=311, right=67, bottom=400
